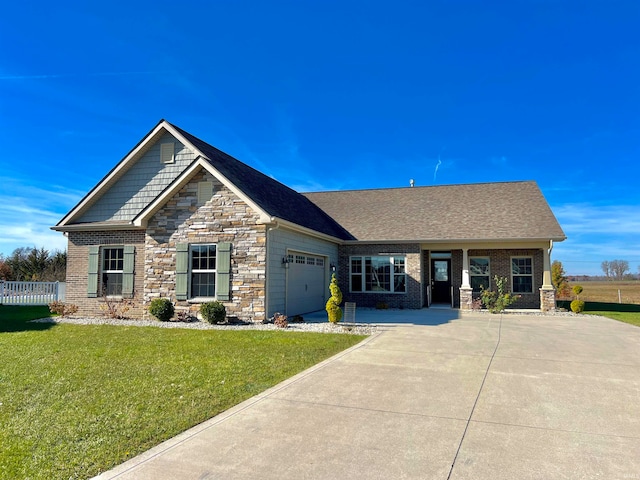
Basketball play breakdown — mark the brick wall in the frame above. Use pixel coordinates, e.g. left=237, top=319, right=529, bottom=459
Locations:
left=337, top=243, right=422, bottom=309
left=66, top=230, right=146, bottom=317
left=145, top=170, right=267, bottom=322
left=468, top=249, right=543, bottom=309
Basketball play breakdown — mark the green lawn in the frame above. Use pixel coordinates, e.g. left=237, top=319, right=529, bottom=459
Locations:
left=586, top=311, right=640, bottom=327
left=0, top=306, right=366, bottom=479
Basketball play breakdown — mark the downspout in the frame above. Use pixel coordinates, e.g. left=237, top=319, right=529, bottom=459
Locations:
left=265, top=218, right=280, bottom=320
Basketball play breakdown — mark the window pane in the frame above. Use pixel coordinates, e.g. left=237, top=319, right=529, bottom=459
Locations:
left=513, top=276, right=533, bottom=293
left=471, top=276, right=490, bottom=292
left=191, top=272, right=216, bottom=297
left=394, top=274, right=406, bottom=292
left=351, top=274, right=362, bottom=292
left=366, top=257, right=390, bottom=291
left=512, top=258, right=532, bottom=275
left=434, top=260, right=448, bottom=281
left=102, top=272, right=123, bottom=296
left=351, top=258, right=362, bottom=274
left=470, top=258, right=489, bottom=275
left=393, top=257, right=405, bottom=274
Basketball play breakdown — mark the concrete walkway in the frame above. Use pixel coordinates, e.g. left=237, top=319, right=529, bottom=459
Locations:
left=95, top=309, right=640, bottom=479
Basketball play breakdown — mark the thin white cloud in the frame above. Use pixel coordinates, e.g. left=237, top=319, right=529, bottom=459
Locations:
left=0, top=180, right=82, bottom=256
left=551, top=202, right=640, bottom=275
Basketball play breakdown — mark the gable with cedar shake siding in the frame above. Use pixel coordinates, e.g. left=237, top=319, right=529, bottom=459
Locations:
left=53, top=120, right=566, bottom=320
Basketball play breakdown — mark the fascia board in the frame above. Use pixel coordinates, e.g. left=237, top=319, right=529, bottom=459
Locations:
left=51, top=223, right=143, bottom=232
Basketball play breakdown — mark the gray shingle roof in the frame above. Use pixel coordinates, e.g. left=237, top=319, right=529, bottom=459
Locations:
left=168, top=123, right=354, bottom=240
left=303, top=181, right=566, bottom=242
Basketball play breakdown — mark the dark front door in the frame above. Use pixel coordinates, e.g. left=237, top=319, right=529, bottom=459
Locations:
left=431, top=259, right=451, bottom=304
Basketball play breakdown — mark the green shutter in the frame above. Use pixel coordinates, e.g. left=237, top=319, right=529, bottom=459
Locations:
left=216, top=242, right=232, bottom=301
left=122, top=245, right=135, bottom=298
left=176, top=243, right=189, bottom=300
left=88, top=246, right=99, bottom=297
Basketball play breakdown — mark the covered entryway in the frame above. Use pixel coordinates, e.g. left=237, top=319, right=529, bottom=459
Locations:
left=286, top=252, right=327, bottom=315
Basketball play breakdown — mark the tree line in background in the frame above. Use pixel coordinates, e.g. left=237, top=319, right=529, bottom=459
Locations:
left=0, top=247, right=67, bottom=282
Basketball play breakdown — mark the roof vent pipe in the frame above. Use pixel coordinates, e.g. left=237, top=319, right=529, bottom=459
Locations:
left=409, top=179, right=415, bottom=187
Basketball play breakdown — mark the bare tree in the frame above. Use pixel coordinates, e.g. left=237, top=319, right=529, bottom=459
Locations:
left=601, top=260, right=611, bottom=279
left=610, top=259, right=629, bottom=280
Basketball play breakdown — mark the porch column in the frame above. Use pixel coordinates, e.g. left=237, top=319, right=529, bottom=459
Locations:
left=540, top=241, right=556, bottom=312
left=461, top=248, right=470, bottom=288
left=541, top=242, right=553, bottom=289
left=460, top=248, right=473, bottom=310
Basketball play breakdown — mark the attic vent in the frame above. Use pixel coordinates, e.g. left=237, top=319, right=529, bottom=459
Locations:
left=197, top=181, right=213, bottom=204
left=160, top=142, right=175, bottom=164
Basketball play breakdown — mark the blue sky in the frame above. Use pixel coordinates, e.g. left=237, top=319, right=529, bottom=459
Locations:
left=1, top=1, right=639, bottom=276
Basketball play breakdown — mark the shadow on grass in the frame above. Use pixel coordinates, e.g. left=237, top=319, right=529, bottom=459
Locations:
left=0, top=305, right=57, bottom=332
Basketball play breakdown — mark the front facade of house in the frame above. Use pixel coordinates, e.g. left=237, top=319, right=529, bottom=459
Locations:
left=54, top=121, right=566, bottom=321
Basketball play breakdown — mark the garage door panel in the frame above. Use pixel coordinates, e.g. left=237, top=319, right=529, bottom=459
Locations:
left=286, top=253, right=326, bottom=316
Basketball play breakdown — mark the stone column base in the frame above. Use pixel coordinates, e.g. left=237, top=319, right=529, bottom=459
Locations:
left=460, top=287, right=473, bottom=310
left=539, top=288, right=556, bottom=312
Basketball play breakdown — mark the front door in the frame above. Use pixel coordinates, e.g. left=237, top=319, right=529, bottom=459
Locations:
left=431, top=259, right=451, bottom=304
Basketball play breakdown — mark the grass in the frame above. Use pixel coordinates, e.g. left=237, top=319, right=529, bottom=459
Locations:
left=586, top=311, right=640, bottom=327
left=0, top=305, right=366, bottom=479
left=561, top=281, right=640, bottom=304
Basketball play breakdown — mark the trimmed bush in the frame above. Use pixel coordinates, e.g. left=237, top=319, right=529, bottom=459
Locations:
left=571, top=300, right=585, bottom=313
left=148, top=298, right=174, bottom=322
left=201, top=301, right=226, bottom=324
left=325, top=273, right=343, bottom=324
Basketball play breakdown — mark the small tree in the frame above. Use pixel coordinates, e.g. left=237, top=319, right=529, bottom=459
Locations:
left=480, top=276, right=520, bottom=313
left=551, top=260, right=570, bottom=298
left=325, top=273, right=343, bottom=323
left=570, top=284, right=585, bottom=313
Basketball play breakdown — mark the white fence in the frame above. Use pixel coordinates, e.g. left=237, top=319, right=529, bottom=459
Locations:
left=0, top=281, right=65, bottom=305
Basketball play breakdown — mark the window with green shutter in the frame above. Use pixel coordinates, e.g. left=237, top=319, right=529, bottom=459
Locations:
left=175, top=242, right=232, bottom=301
left=88, top=246, right=135, bottom=298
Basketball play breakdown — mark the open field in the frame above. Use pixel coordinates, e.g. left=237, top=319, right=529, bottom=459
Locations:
left=0, top=306, right=366, bottom=480
left=559, top=281, right=640, bottom=305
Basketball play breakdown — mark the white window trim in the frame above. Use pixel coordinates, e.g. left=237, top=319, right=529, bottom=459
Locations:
left=101, top=246, right=124, bottom=297
left=469, top=256, right=491, bottom=292
left=511, top=256, right=534, bottom=294
left=349, top=255, right=407, bottom=294
left=189, top=244, right=217, bottom=300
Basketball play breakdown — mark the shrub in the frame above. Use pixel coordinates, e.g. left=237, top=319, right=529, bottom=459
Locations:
left=570, top=300, right=585, bottom=313
left=200, top=301, right=226, bottom=324
left=148, top=298, right=174, bottom=322
left=274, top=313, right=288, bottom=328
left=572, top=285, right=583, bottom=298
left=48, top=301, right=78, bottom=317
left=325, top=273, right=343, bottom=323
left=375, top=301, right=389, bottom=310
left=480, top=276, right=520, bottom=313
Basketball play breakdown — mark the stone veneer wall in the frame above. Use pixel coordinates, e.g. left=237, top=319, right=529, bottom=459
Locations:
left=145, top=170, right=267, bottom=322
left=66, top=230, right=146, bottom=318
left=337, top=243, right=422, bottom=309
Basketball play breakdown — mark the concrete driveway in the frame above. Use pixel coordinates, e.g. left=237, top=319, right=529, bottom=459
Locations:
left=95, top=310, right=640, bottom=479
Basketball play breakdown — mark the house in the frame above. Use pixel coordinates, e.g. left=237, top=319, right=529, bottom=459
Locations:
left=53, top=120, right=566, bottom=321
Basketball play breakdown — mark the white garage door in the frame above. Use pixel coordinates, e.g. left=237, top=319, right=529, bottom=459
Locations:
left=286, top=253, right=327, bottom=316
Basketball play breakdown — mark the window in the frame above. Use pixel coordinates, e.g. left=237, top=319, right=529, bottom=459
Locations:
left=175, top=242, right=231, bottom=301
left=102, top=247, right=124, bottom=295
left=470, top=257, right=490, bottom=292
left=512, top=257, right=533, bottom=293
left=88, top=245, right=134, bottom=298
left=190, top=244, right=216, bottom=297
left=350, top=256, right=406, bottom=293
